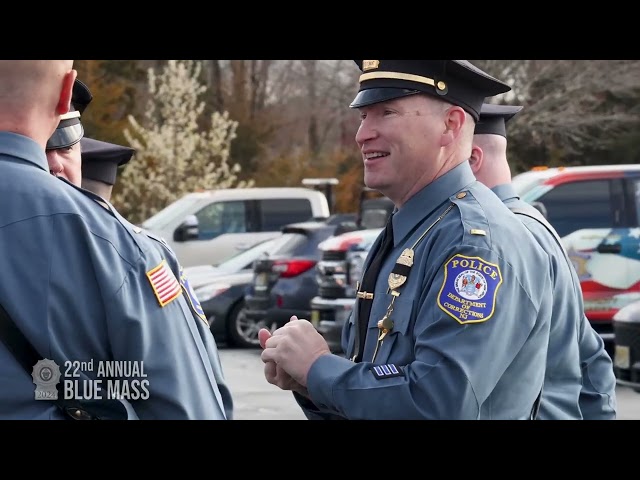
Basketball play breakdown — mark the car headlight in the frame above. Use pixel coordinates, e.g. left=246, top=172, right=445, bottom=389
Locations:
left=194, top=283, right=231, bottom=303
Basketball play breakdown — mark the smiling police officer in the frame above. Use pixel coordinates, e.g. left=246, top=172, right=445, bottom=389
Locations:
left=260, top=60, right=556, bottom=420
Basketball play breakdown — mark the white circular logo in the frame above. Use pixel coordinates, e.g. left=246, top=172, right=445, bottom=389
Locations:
left=454, top=269, right=488, bottom=300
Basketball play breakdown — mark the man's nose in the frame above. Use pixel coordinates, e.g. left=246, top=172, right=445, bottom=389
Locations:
left=355, top=120, right=378, bottom=145
left=46, top=151, right=63, bottom=174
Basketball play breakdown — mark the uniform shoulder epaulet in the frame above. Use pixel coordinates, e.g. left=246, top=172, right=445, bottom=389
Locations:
left=449, top=190, right=491, bottom=244
left=139, top=229, right=171, bottom=249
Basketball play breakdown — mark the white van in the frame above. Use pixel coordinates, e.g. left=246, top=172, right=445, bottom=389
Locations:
left=141, top=188, right=330, bottom=267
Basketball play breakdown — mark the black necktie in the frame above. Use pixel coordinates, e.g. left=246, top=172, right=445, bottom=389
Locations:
left=353, top=215, right=394, bottom=362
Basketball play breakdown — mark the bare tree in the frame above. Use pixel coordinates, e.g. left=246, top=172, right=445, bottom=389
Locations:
left=475, top=60, right=640, bottom=165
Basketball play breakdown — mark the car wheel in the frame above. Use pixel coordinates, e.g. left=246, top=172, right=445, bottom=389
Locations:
left=226, top=301, right=267, bottom=349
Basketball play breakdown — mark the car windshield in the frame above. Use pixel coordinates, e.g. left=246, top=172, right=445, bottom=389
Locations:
left=511, top=172, right=545, bottom=197
left=141, top=195, right=202, bottom=230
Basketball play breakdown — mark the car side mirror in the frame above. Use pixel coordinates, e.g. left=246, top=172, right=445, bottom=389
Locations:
left=174, top=214, right=199, bottom=242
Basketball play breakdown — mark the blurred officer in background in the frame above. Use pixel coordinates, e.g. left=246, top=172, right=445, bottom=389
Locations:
left=45, top=79, right=92, bottom=185
left=470, top=102, right=617, bottom=419
left=80, top=137, right=134, bottom=202
left=260, top=60, right=557, bottom=419
left=0, top=61, right=231, bottom=420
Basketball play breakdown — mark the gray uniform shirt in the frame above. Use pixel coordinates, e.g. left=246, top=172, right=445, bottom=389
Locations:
left=493, top=183, right=616, bottom=420
left=0, top=131, right=230, bottom=420
left=297, top=161, right=555, bottom=419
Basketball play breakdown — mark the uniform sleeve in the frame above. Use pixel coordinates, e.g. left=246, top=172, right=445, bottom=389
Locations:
left=201, top=330, right=234, bottom=420
left=104, top=260, right=228, bottom=420
left=292, top=392, right=347, bottom=420
left=305, top=244, right=553, bottom=419
left=577, top=317, right=617, bottom=419
left=152, top=236, right=234, bottom=420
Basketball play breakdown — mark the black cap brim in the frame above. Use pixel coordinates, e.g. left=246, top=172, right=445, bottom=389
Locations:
left=72, top=79, right=93, bottom=114
left=474, top=103, right=524, bottom=137
left=350, top=88, right=420, bottom=108
left=46, top=123, right=84, bottom=150
left=80, top=137, right=135, bottom=185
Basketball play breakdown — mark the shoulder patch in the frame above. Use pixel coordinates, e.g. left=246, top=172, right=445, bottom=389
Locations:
left=147, top=260, right=182, bottom=307
left=437, top=253, right=503, bottom=324
left=370, top=364, right=404, bottom=380
left=179, top=267, right=209, bottom=326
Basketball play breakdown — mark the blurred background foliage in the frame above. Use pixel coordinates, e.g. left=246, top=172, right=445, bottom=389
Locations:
left=74, top=60, right=640, bottom=220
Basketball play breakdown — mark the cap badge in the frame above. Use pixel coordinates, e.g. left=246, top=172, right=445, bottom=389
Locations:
left=362, top=60, right=380, bottom=71
left=435, top=80, right=448, bottom=96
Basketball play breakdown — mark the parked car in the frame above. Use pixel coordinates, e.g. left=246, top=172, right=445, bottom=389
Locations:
left=310, top=228, right=383, bottom=352
left=513, top=164, right=640, bottom=344
left=184, top=236, right=282, bottom=289
left=194, top=224, right=334, bottom=348
left=612, top=298, right=640, bottom=392
left=244, top=221, right=338, bottom=335
left=140, top=187, right=330, bottom=267
left=311, top=164, right=640, bottom=352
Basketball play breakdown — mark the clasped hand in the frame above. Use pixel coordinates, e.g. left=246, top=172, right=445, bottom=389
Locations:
left=259, top=315, right=330, bottom=395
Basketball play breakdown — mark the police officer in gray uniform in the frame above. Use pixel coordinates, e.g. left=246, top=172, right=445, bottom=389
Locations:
left=470, top=102, right=617, bottom=419
left=79, top=136, right=135, bottom=201
left=0, top=60, right=231, bottom=420
left=77, top=137, right=234, bottom=419
left=259, top=60, right=556, bottom=419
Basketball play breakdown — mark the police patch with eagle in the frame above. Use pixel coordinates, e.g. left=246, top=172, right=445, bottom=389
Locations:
left=437, top=254, right=503, bottom=324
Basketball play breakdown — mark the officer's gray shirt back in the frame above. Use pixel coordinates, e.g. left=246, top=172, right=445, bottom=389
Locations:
left=0, top=132, right=228, bottom=419
left=493, top=183, right=617, bottom=420
left=297, top=161, right=555, bottom=420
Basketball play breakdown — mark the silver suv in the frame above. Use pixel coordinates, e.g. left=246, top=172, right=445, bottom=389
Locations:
left=141, top=188, right=330, bottom=267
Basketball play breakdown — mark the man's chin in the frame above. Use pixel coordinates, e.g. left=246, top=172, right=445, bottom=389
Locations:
left=363, top=175, right=385, bottom=192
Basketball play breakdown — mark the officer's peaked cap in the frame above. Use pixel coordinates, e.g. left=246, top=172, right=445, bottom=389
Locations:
left=349, top=60, right=511, bottom=121
left=474, top=103, right=523, bottom=138
left=46, top=79, right=93, bottom=150
left=72, top=79, right=93, bottom=115
left=81, top=137, right=135, bottom=186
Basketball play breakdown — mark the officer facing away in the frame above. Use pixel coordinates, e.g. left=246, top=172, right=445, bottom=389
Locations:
left=79, top=137, right=134, bottom=202
left=260, top=60, right=557, bottom=419
left=470, top=102, right=617, bottom=419
left=0, top=60, right=231, bottom=420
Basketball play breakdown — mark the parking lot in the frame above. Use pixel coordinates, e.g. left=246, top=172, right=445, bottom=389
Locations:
left=218, top=347, right=640, bottom=420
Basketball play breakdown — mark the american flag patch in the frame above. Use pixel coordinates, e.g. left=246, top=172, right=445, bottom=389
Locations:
left=147, top=260, right=182, bottom=307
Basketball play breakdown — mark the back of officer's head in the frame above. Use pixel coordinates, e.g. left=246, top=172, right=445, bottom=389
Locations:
left=80, top=137, right=135, bottom=201
left=0, top=61, right=75, bottom=144
left=473, top=103, right=523, bottom=155
left=471, top=103, right=523, bottom=188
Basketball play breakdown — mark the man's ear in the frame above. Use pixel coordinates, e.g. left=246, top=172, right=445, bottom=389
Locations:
left=469, top=143, right=483, bottom=175
left=441, top=106, right=466, bottom=147
left=56, top=69, right=77, bottom=116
